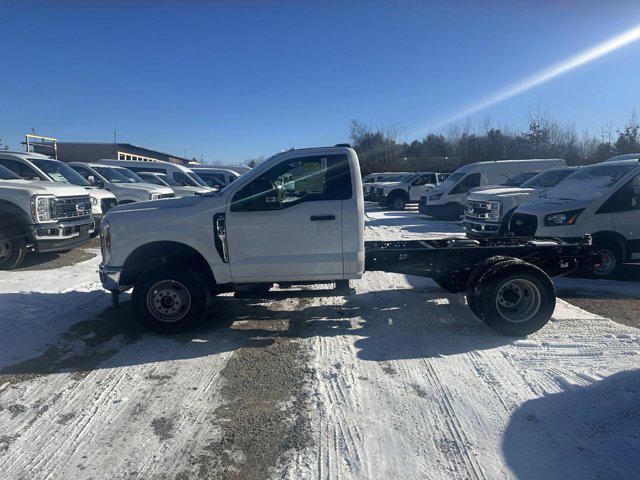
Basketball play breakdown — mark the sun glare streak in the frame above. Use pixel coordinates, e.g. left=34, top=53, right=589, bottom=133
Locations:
left=417, top=24, right=640, bottom=135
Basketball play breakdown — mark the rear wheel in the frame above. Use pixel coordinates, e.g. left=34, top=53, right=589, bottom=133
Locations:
left=132, top=264, right=208, bottom=334
left=0, top=227, right=27, bottom=270
left=466, top=256, right=520, bottom=318
left=472, top=261, right=556, bottom=336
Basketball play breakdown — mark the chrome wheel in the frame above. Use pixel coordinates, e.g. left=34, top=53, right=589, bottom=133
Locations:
left=0, top=233, right=12, bottom=262
left=146, top=280, right=192, bottom=323
left=495, top=278, right=542, bottom=323
left=593, top=249, right=616, bottom=276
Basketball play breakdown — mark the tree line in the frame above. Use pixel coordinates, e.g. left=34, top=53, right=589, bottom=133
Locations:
left=350, top=110, right=640, bottom=175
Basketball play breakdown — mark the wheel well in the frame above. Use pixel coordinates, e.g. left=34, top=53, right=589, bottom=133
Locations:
left=590, top=231, right=628, bottom=259
left=388, top=189, right=409, bottom=201
left=0, top=201, right=32, bottom=240
left=120, top=241, right=215, bottom=289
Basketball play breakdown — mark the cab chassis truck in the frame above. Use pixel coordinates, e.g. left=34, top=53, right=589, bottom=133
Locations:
left=99, top=145, right=599, bottom=337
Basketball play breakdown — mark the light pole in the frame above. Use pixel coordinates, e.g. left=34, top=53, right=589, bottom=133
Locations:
left=113, top=130, right=118, bottom=158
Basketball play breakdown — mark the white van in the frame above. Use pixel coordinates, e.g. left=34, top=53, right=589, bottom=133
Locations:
left=419, top=159, right=566, bottom=220
left=509, top=158, right=640, bottom=277
left=98, top=159, right=211, bottom=190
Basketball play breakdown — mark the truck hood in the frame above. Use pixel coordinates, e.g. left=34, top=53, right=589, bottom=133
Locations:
left=516, top=197, right=591, bottom=215
left=109, top=194, right=204, bottom=214
left=0, top=179, right=89, bottom=197
left=468, top=187, right=538, bottom=201
left=118, top=183, right=173, bottom=195
left=85, top=186, right=117, bottom=200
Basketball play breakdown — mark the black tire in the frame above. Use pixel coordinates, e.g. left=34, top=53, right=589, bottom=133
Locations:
left=0, top=227, right=27, bottom=270
left=581, top=238, right=623, bottom=278
left=132, top=264, right=208, bottom=334
left=433, top=276, right=462, bottom=293
left=473, top=260, right=556, bottom=336
left=466, top=256, right=520, bottom=318
left=388, top=195, right=407, bottom=211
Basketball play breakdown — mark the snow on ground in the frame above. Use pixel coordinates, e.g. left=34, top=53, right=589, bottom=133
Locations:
left=0, top=205, right=638, bottom=479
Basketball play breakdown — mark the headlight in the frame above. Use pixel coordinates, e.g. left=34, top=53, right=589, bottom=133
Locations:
left=100, top=216, right=111, bottom=259
left=544, top=209, right=584, bottom=226
left=488, top=201, right=502, bottom=222
left=429, top=192, right=443, bottom=201
left=91, top=197, right=98, bottom=206
left=30, top=195, right=56, bottom=223
left=149, top=192, right=160, bottom=200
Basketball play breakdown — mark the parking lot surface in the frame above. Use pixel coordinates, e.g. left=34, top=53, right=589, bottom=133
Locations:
left=0, top=206, right=638, bottom=479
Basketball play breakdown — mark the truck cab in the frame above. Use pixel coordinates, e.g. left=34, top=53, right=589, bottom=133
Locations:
left=69, top=162, right=174, bottom=204
left=0, top=164, right=94, bottom=270
left=509, top=158, right=640, bottom=277
left=464, top=167, right=578, bottom=237
left=0, top=151, right=118, bottom=226
left=375, top=172, right=448, bottom=210
left=419, top=159, right=566, bottom=221
left=99, top=146, right=363, bottom=330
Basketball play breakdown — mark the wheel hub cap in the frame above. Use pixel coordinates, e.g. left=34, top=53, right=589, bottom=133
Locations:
left=146, top=280, right=192, bottom=323
left=496, top=278, right=542, bottom=323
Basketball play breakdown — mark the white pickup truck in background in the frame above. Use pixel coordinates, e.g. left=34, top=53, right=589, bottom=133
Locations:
left=374, top=171, right=449, bottom=210
left=464, top=167, right=578, bottom=237
left=0, top=164, right=94, bottom=270
left=99, top=145, right=597, bottom=337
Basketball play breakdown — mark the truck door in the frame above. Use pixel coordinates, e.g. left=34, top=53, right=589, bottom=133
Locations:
left=410, top=174, right=437, bottom=201
left=601, top=172, right=640, bottom=257
left=224, top=153, right=352, bottom=282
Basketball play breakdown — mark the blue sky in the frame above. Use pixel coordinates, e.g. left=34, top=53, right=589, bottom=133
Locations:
left=1, top=1, right=639, bottom=164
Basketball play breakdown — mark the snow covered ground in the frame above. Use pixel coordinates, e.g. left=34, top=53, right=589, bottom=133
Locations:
left=0, top=205, right=638, bottom=479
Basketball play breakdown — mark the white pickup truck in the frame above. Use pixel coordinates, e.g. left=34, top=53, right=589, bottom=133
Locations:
left=375, top=172, right=449, bottom=210
left=99, top=146, right=598, bottom=336
left=464, top=167, right=578, bottom=237
left=0, top=164, right=94, bottom=269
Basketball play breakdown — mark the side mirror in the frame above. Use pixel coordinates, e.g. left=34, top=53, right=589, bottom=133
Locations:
left=87, top=175, right=96, bottom=185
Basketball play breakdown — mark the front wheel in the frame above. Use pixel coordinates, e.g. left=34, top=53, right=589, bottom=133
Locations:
left=0, top=228, right=27, bottom=270
left=581, top=239, right=623, bottom=278
left=471, top=260, right=556, bottom=336
left=132, top=264, right=208, bottom=334
left=388, top=195, right=407, bottom=211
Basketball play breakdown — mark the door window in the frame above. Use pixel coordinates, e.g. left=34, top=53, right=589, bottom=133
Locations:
left=450, top=173, right=481, bottom=194
left=413, top=174, right=436, bottom=185
left=231, top=154, right=352, bottom=212
left=598, top=173, right=640, bottom=214
left=0, top=159, right=43, bottom=180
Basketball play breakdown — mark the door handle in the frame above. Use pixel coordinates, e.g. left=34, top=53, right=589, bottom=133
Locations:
left=310, top=215, right=336, bottom=221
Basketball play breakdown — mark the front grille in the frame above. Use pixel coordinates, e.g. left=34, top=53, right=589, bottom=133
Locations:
left=101, top=198, right=118, bottom=213
left=54, top=196, right=92, bottom=220
left=158, top=193, right=175, bottom=199
left=376, top=187, right=384, bottom=196
left=509, top=213, right=538, bottom=237
left=465, top=201, right=491, bottom=219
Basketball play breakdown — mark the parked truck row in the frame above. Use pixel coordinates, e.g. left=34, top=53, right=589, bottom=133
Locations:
left=0, top=150, right=245, bottom=269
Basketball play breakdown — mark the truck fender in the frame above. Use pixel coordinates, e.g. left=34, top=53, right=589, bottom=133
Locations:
left=0, top=200, right=33, bottom=242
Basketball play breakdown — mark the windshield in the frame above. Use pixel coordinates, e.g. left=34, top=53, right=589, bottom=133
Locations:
left=503, top=171, right=540, bottom=186
left=187, top=171, right=208, bottom=187
left=436, top=171, right=465, bottom=189
left=157, top=173, right=180, bottom=186
left=94, top=166, right=135, bottom=183
left=0, top=164, right=20, bottom=180
left=114, top=167, right=144, bottom=183
left=138, top=173, right=166, bottom=186
left=546, top=164, right=636, bottom=200
left=31, top=158, right=90, bottom=186
left=521, top=168, right=576, bottom=188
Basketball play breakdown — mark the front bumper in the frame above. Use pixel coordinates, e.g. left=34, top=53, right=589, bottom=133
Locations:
left=463, top=219, right=500, bottom=237
left=99, top=264, right=123, bottom=291
left=31, top=217, right=95, bottom=253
